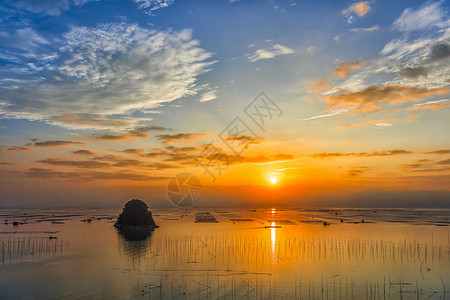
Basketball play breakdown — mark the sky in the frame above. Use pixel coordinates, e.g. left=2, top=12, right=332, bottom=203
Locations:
left=0, top=0, right=449, bottom=208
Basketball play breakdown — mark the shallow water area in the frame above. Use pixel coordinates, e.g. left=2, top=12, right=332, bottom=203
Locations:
left=0, top=208, right=449, bottom=299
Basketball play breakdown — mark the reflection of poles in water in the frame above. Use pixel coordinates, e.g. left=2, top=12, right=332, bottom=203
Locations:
left=117, top=229, right=154, bottom=271
left=0, top=237, right=69, bottom=264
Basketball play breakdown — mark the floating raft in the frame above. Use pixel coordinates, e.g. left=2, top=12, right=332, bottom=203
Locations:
left=195, top=212, right=218, bottom=223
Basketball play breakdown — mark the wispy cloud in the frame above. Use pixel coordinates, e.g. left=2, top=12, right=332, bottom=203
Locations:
left=337, top=119, right=398, bottom=129
left=310, top=149, right=412, bottom=159
left=326, top=85, right=449, bottom=109
left=247, top=44, right=295, bottom=62
left=134, top=0, right=174, bottom=15
left=307, top=78, right=334, bottom=93
left=91, top=125, right=171, bottom=142
left=332, top=60, right=366, bottom=78
left=393, top=2, right=447, bottom=32
left=350, top=25, right=380, bottom=32
left=0, top=23, right=215, bottom=130
left=156, top=133, right=208, bottom=144
left=23, top=168, right=169, bottom=182
left=302, top=107, right=353, bottom=121
left=408, top=99, right=450, bottom=111
left=348, top=166, right=373, bottom=177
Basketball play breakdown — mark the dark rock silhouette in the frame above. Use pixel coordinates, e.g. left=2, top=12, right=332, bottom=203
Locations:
left=115, top=199, right=158, bottom=240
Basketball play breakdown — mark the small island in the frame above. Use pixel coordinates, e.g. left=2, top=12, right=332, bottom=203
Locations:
left=114, top=199, right=158, bottom=240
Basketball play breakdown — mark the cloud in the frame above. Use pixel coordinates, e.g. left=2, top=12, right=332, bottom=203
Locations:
left=307, top=78, right=334, bottom=93
left=4, top=144, right=33, bottom=152
left=134, top=0, right=174, bottom=14
left=343, top=1, right=370, bottom=23
left=393, top=2, right=446, bottom=32
left=39, top=158, right=111, bottom=169
left=247, top=44, right=295, bottom=62
left=422, top=150, right=450, bottom=155
left=5, top=0, right=97, bottom=16
left=429, top=42, right=450, bottom=61
left=326, top=85, right=449, bottom=108
left=72, top=149, right=95, bottom=156
left=348, top=166, right=373, bottom=177
left=302, top=107, right=353, bottom=121
left=0, top=23, right=215, bottom=130
left=24, top=168, right=169, bottom=181
left=92, top=134, right=147, bottom=141
left=408, top=99, right=450, bottom=111
left=337, top=119, right=398, bottom=129
left=228, top=154, right=295, bottom=164
left=118, top=149, right=145, bottom=155
left=156, top=133, right=208, bottom=144
left=53, top=113, right=127, bottom=130
left=400, top=67, right=428, bottom=79
left=332, top=60, right=366, bottom=78
left=437, top=158, right=450, bottom=165
left=324, top=12, right=449, bottom=112
left=34, top=140, right=85, bottom=147
left=92, top=125, right=171, bottom=141
left=199, top=90, right=217, bottom=102
left=351, top=2, right=370, bottom=16
left=310, top=149, right=412, bottom=159
left=350, top=25, right=380, bottom=32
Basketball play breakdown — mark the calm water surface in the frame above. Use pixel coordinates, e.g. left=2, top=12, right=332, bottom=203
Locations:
left=0, top=208, right=449, bottom=299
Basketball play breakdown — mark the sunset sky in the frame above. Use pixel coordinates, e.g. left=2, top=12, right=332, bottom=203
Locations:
left=0, top=0, right=449, bottom=207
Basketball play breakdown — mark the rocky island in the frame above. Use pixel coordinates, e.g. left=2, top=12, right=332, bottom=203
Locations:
left=114, top=199, right=158, bottom=240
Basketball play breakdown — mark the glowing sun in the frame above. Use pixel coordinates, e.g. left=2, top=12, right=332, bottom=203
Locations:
left=270, top=177, right=277, bottom=184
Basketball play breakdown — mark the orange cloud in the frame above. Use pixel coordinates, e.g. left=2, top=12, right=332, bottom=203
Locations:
left=156, top=133, right=208, bottom=144
left=307, top=78, right=334, bottom=93
left=326, top=85, right=449, bottom=108
left=4, top=144, right=33, bottom=152
left=351, top=2, right=370, bottom=16
left=92, top=133, right=148, bottom=141
left=354, top=104, right=383, bottom=113
left=337, top=119, right=398, bottom=129
left=332, top=60, right=366, bottom=78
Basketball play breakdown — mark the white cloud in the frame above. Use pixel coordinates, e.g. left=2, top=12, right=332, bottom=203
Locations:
left=411, top=99, right=449, bottom=107
left=247, top=44, right=295, bottom=62
left=134, top=0, right=174, bottom=14
left=350, top=25, right=380, bottom=32
left=323, top=9, right=450, bottom=99
left=302, top=107, right=354, bottom=121
left=200, top=90, right=217, bottom=102
left=394, top=2, right=446, bottom=32
left=0, top=22, right=215, bottom=130
left=375, top=122, right=393, bottom=128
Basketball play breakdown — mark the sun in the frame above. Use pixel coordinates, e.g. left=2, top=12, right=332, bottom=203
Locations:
left=270, top=177, right=277, bottom=184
